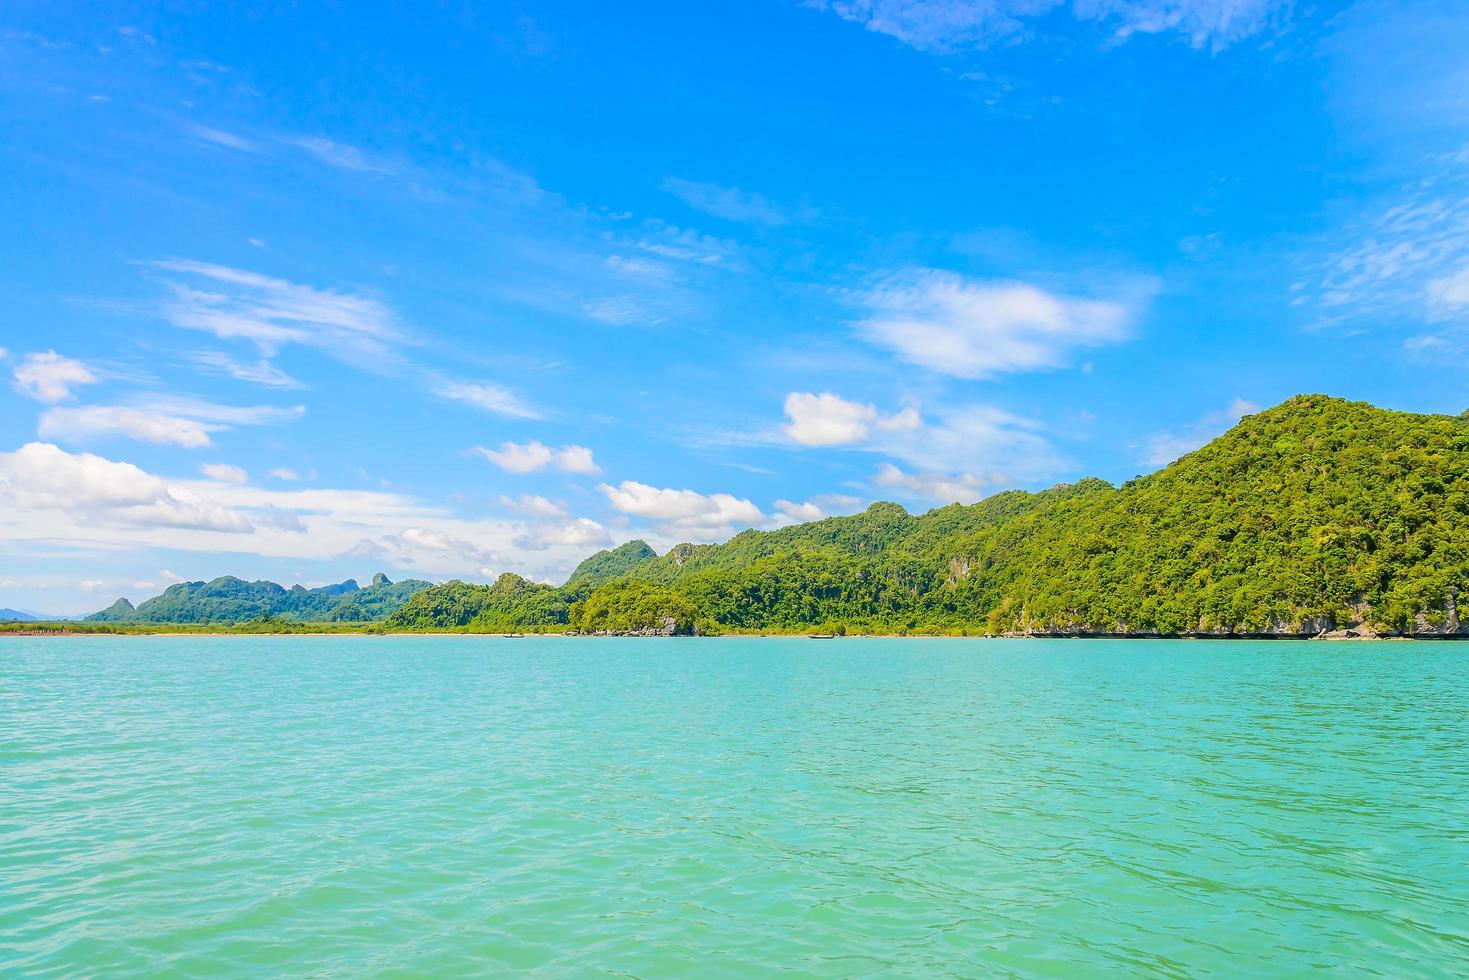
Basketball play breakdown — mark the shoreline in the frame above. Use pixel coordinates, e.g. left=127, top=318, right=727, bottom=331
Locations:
left=2, top=627, right=1461, bottom=641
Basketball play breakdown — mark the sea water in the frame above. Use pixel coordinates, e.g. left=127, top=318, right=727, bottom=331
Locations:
left=2, top=636, right=1466, bottom=976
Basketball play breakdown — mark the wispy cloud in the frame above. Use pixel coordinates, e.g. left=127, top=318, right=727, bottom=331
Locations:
left=189, top=350, right=306, bottom=389
left=435, top=381, right=542, bottom=419
left=1139, top=397, right=1258, bottom=467
left=473, top=441, right=600, bottom=474
left=851, top=268, right=1150, bottom=379
left=810, top=0, right=1287, bottom=53
left=873, top=463, right=992, bottom=504
left=287, top=136, right=397, bottom=175
left=1309, top=177, right=1469, bottom=351
left=201, top=462, right=248, bottom=484
left=189, top=125, right=255, bottom=152
left=148, top=261, right=546, bottom=420
left=661, top=177, right=791, bottom=226
left=500, top=494, right=569, bottom=518
left=38, top=397, right=303, bottom=449
left=147, top=259, right=405, bottom=368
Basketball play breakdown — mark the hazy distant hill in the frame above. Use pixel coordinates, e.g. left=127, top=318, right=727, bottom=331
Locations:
left=387, top=395, right=1469, bottom=638
left=87, top=572, right=431, bottom=624
left=0, top=608, right=42, bottom=622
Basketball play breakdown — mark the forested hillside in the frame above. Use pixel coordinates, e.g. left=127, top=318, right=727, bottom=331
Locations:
left=387, top=396, right=1469, bottom=637
left=88, top=573, right=431, bottom=624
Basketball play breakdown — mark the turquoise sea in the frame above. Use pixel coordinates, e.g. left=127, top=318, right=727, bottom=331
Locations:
left=2, top=637, right=1467, bottom=976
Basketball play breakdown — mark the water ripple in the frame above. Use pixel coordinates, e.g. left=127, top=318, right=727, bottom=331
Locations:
left=2, top=637, right=1467, bottom=976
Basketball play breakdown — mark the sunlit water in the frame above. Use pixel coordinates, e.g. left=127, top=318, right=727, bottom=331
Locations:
left=2, top=637, right=1467, bottom=976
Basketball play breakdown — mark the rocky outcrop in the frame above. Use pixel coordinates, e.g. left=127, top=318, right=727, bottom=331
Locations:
left=946, top=557, right=972, bottom=586
left=574, top=616, right=688, bottom=637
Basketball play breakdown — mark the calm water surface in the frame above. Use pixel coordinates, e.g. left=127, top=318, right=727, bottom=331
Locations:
left=2, top=637, right=1467, bottom=977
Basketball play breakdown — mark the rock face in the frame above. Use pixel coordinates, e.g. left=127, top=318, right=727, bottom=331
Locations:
left=946, top=557, right=972, bottom=586
left=372, top=572, right=391, bottom=587
left=576, top=616, right=686, bottom=638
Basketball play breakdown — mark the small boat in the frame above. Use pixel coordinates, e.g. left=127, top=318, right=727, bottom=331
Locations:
left=807, top=633, right=837, bottom=639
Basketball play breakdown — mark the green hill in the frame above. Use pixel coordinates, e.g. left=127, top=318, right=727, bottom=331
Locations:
left=88, top=573, right=432, bottom=624
left=564, top=540, right=658, bottom=592
left=387, top=395, right=1469, bottom=637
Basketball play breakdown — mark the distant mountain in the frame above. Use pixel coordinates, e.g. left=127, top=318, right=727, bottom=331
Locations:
left=87, top=573, right=432, bottom=624
left=387, top=396, right=1469, bottom=638
left=564, top=540, right=658, bottom=592
left=0, top=608, right=41, bottom=621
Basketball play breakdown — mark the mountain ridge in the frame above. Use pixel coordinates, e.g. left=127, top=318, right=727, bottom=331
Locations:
left=387, top=395, right=1469, bottom=637
left=87, top=573, right=432, bottom=624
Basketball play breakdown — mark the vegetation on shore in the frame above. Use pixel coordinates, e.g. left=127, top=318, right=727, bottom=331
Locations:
left=85, top=573, right=431, bottom=625
left=20, top=395, right=1464, bottom=640
left=385, top=395, right=1469, bottom=638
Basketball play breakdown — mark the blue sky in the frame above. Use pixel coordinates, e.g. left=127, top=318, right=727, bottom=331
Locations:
left=3, top=0, right=1468, bottom=614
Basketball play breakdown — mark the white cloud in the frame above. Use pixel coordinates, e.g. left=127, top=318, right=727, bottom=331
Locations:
left=148, top=259, right=404, bottom=368
left=874, top=462, right=992, bottom=504
left=770, top=499, right=829, bottom=527
left=515, top=517, right=613, bottom=551
left=1140, top=397, right=1259, bottom=467
left=599, top=480, right=763, bottom=540
left=500, top=494, right=568, bottom=518
left=434, top=381, right=542, bottom=419
left=473, top=441, right=601, bottom=475
left=661, top=177, right=790, bottom=226
left=0, top=442, right=254, bottom=532
left=853, top=269, right=1144, bottom=378
left=0, top=450, right=599, bottom=584
left=139, top=396, right=305, bottom=427
left=879, top=403, right=1059, bottom=481
left=189, top=351, right=305, bottom=389
left=40, top=407, right=218, bottom=448
left=811, top=0, right=1284, bottom=52
left=1313, top=190, right=1469, bottom=333
left=201, top=462, right=248, bottom=484
left=267, top=468, right=299, bottom=481
left=762, top=389, right=1064, bottom=489
left=346, top=528, right=498, bottom=569
left=1429, top=262, right=1469, bottom=314
left=189, top=125, right=254, bottom=151
left=1074, top=0, right=1284, bottom=49
left=13, top=351, right=98, bottom=403
left=256, top=505, right=306, bottom=533
left=581, top=296, right=670, bottom=326
left=782, top=391, right=921, bottom=446
left=160, top=569, right=185, bottom=583
left=38, top=399, right=303, bottom=449
left=288, top=136, right=396, bottom=175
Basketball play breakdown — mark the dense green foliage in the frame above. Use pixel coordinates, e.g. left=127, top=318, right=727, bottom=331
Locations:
left=1, top=619, right=377, bottom=636
left=387, top=573, right=570, bottom=632
left=68, top=396, right=1462, bottom=637
left=568, top=580, right=698, bottom=634
left=87, top=573, right=432, bottom=624
left=564, top=540, right=658, bottom=593
left=389, top=395, right=1469, bottom=637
